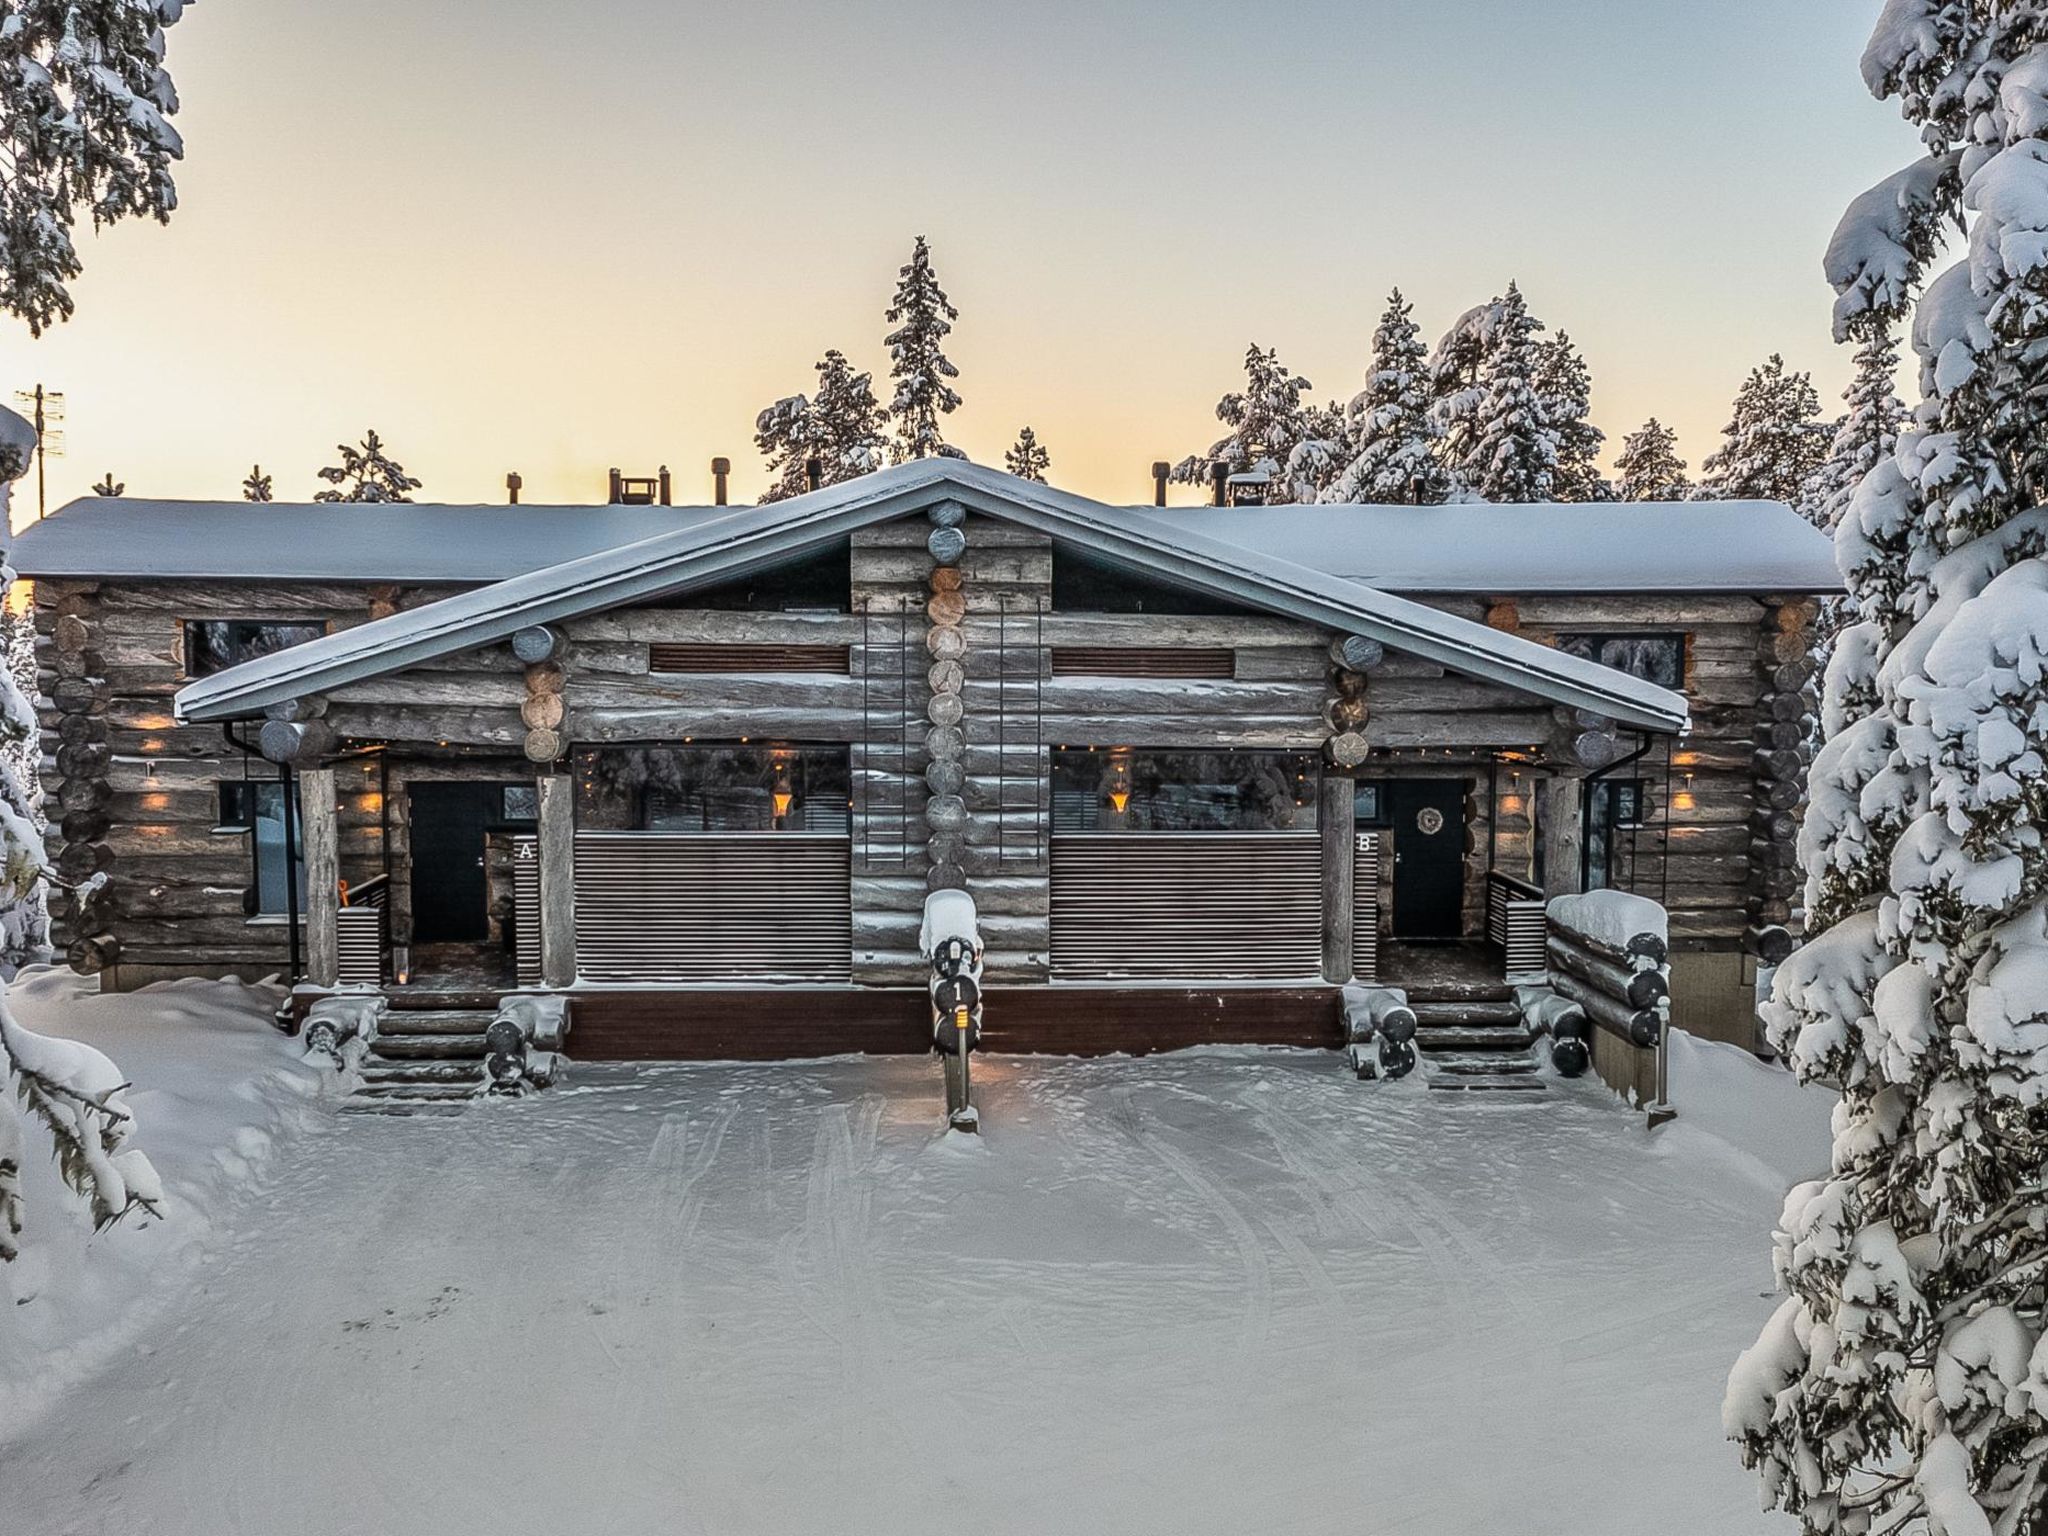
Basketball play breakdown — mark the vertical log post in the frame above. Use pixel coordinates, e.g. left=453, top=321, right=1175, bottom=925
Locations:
left=1538, top=773, right=1584, bottom=899
left=1320, top=770, right=1356, bottom=982
left=537, top=771, right=577, bottom=988
left=301, top=767, right=340, bottom=989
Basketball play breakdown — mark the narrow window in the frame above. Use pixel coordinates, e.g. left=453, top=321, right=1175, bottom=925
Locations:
left=1555, top=632, right=1685, bottom=690
left=222, top=780, right=305, bottom=915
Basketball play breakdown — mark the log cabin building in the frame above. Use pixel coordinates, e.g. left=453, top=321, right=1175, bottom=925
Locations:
left=13, top=459, right=1839, bottom=1063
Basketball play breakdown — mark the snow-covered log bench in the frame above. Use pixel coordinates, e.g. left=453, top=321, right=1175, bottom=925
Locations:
left=1545, top=891, right=1671, bottom=1115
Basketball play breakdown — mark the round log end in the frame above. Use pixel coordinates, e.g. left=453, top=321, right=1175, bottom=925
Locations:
left=523, top=726, right=564, bottom=763
left=1551, top=1037, right=1590, bottom=1078
left=1327, top=731, right=1370, bottom=768
left=927, top=498, right=967, bottom=529
left=511, top=625, right=563, bottom=665
left=1746, top=923, right=1796, bottom=965
left=927, top=526, right=968, bottom=566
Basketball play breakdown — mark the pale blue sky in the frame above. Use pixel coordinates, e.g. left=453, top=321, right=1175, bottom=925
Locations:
left=15, top=1, right=1908, bottom=509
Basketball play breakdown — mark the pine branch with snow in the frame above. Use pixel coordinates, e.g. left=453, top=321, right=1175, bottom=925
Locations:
left=0, top=1, right=190, bottom=336
left=1800, top=328, right=1908, bottom=531
left=1004, top=426, right=1050, bottom=482
left=1535, top=330, right=1607, bottom=501
left=314, top=430, right=421, bottom=504
left=1699, top=353, right=1828, bottom=503
left=1726, top=14, right=2048, bottom=1530
left=1323, top=289, right=1452, bottom=505
left=1430, top=282, right=1559, bottom=503
left=754, top=349, right=887, bottom=504
left=1172, top=343, right=1340, bottom=500
left=0, top=403, right=155, bottom=1260
left=884, top=236, right=962, bottom=463
left=1614, top=418, right=1691, bottom=501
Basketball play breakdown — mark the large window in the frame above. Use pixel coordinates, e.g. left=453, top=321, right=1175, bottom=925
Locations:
left=1051, top=749, right=1318, bottom=832
left=577, top=746, right=851, bottom=833
left=184, top=620, right=327, bottom=678
left=1556, top=632, right=1685, bottom=690
left=218, top=780, right=305, bottom=915
left=1586, top=777, right=1650, bottom=891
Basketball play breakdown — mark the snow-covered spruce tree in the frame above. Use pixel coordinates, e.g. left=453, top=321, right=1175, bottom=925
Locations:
left=1324, top=289, right=1452, bottom=505
left=1536, top=330, right=1607, bottom=501
left=1802, top=328, right=1910, bottom=532
left=1723, top=13, right=2048, bottom=1529
left=1005, top=426, right=1050, bottom=482
left=0, top=1, right=189, bottom=337
left=314, top=429, right=420, bottom=504
left=1172, top=343, right=1341, bottom=499
left=242, top=464, right=272, bottom=502
left=0, top=406, right=159, bottom=1261
left=1699, top=353, right=1829, bottom=503
left=1431, top=282, right=1558, bottom=502
left=90, top=472, right=121, bottom=496
left=754, top=349, right=888, bottom=504
left=884, top=236, right=963, bottom=463
left=1614, top=418, right=1691, bottom=501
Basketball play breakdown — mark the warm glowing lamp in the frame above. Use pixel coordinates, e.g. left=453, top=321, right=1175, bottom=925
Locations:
left=773, top=789, right=794, bottom=818
left=1108, top=789, right=1130, bottom=813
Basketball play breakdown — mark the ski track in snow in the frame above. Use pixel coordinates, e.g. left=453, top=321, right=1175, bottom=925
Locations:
left=0, top=1048, right=1800, bottom=1535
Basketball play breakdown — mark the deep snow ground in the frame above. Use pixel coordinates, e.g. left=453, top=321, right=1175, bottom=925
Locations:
left=0, top=1044, right=1810, bottom=1536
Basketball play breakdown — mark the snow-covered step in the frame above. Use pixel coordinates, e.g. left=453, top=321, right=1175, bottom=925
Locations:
left=1409, top=999, right=1522, bottom=1027
left=1429, top=1051, right=1539, bottom=1076
left=359, top=1060, right=488, bottom=1085
left=378, top=1009, right=497, bottom=1036
left=351, top=1080, right=484, bottom=1102
left=1428, top=1075, right=1549, bottom=1094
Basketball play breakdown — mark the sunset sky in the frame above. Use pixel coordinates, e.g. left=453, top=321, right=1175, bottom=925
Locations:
left=9, top=1, right=1907, bottom=518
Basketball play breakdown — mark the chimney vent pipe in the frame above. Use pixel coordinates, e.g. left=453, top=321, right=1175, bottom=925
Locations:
left=1208, top=462, right=1228, bottom=507
left=658, top=465, right=672, bottom=506
left=711, top=457, right=730, bottom=506
left=506, top=471, right=522, bottom=506
left=804, top=457, right=823, bottom=494
left=1150, top=461, right=1170, bottom=508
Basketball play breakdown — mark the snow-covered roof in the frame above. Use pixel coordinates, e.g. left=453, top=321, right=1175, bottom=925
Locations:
left=11, top=490, right=1841, bottom=595
left=174, top=460, right=1692, bottom=734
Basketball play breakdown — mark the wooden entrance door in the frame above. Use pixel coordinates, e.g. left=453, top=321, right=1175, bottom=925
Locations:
left=410, top=782, right=507, bottom=943
left=1388, top=779, right=1465, bottom=939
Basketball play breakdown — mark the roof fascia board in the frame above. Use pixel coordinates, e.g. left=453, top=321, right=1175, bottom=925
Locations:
left=176, top=460, right=1686, bottom=734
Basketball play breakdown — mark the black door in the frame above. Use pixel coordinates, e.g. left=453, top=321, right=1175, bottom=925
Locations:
left=409, top=783, right=506, bottom=943
left=1388, top=779, right=1465, bottom=939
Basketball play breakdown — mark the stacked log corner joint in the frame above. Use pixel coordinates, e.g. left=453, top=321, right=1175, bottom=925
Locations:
left=516, top=625, right=567, bottom=764
left=1745, top=596, right=1815, bottom=973
left=1544, top=910, right=1673, bottom=1115
left=49, top=587, right=119, bottom=975
left=1324, top=633, right=1377, bottom=769
left=1340, top=983, right=1417, bottom=1080
left=923, top=500, right=969, bottom=895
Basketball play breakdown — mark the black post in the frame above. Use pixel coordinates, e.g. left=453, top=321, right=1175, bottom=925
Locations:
left=606, top=467, right=622, bottom=504
left=658, top=465, right=672, bottom=506
left=805, top=457, right=823, bottom=494
left=1151, top=461, right=1170, bottom=507
left=1209, top=462, right=1228, bottom=507
left=505, top=470, right=522, bottom=505
left=711, top=457, right=730, bottom=506
left=279, top=757, right=302, bottom=1027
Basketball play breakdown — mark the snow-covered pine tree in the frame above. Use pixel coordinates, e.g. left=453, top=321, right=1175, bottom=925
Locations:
left=1613, top=418, right=1691, bottom=501
left=242, top=465, right=272, bottom=503
left=1005, top=427, right=1050, bottom=482
left=1723, top=12, right=2048, bottom=1530
left=0, top=404, right=159, bottom=1262
left=1800, top=328, right=1909, bottom=532
left=754, top=349, right=888, bottom=504
left=1698, top=353, right=1828, bottom=503
left=0, top=1, right=189, bottom=336
left=884, top=236, right=963, bottom=463
left=1171, top=344, right=1340, bottom=498
left=1434, top=282, right=1558, bottom=502
left=810, top=348, right=887, bottom=483
left=1324, top=289, right=1452, bottom=505
left=1535, top=330, right=1607, bottom=501
left=314, top=430, right=421, bottom=504
left=90, top=473, right=122, bottom=497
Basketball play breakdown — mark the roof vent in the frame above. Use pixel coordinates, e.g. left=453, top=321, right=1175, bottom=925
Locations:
left=609, top=466, right=672, bottom=506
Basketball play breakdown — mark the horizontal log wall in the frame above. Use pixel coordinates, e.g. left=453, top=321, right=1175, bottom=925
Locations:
left=35, top=578, right=443, bottom=984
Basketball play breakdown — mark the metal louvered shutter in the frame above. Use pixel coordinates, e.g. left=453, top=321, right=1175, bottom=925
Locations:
left=1049, top=832, right=1321, bottom=981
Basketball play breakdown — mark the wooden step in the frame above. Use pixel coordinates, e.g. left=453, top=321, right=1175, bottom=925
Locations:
left=1429, top=1052, right=1539, bottom=1076
left=372, top=1032, right=491, bottom=1059
left=379, top=1009, right=497, bottom=1035
left=351, top=1080, right=484, bottom=1101
left=360, top=1061, right=488, bottom=1085
left=1410, top=999, right=1522, bottom=1026
left=338, top=1100, right=473, bottom=1117
left=1415, top=1026, right=1534, bottom=1052
left=1429, top=1076, right=1549, bottom=1093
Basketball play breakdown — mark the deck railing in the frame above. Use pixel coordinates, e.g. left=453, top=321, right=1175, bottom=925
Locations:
left=336, top=872, right=389, bottom=987
left=1486, top=870, right=1547, bottom=980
